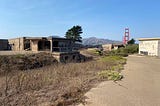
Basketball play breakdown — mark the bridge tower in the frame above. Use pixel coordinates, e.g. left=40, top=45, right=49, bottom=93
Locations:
left=123, top=28, right=130, bottom=44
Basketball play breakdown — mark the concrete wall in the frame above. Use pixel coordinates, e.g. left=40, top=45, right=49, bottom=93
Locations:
left=158, top=41, right=160, bottom=57
left=8, top=37, right=74, bottom=53
left=102, top=44, right=113, bottom=51
left=139, top=40, right=159, bottom=56
left=30, top=40, right=38, bottom=52
left=9, top=38, right=24, bottom=51
left=52, top=52, right=80, bottom=62
left=0, top=39, right=8, bottom=50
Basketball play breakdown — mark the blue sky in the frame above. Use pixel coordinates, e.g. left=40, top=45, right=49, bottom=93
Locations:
left=0, top=0, right=160, bottom=41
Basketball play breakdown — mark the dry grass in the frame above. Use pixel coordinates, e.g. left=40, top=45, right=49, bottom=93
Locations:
left=0, top=52, right=58, bottom=75
left=0, top=54, right=126, bottom=106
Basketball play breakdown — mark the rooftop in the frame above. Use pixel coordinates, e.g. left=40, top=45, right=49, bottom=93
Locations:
left=9, top=36, right=72, bottom=41
left=138, top=38, right=160, bottom=41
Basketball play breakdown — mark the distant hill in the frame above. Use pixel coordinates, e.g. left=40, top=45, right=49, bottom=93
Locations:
left=82, top=37, right=122, bottom=45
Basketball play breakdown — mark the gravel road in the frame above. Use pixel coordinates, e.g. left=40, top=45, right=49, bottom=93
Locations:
left=79, top=55, right=160, bottom=106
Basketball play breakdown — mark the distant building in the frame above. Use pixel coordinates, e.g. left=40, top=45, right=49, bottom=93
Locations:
left=102, top=43, right=124, bottom=51
left=0, top=39, right=8, bottom=50
left=138, top=38, right=160, bottom=57
left=113, top=44, right=124, bottom=50
left=102, top=44, right=113, bottom=51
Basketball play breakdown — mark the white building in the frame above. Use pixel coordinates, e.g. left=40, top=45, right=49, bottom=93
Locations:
left=138, top=38, right=160, bottom=57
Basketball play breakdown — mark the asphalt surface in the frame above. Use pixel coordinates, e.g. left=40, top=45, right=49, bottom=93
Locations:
left=79, top=55, right=160, bottom=106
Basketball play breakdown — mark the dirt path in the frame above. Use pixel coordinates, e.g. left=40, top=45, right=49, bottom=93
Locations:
left=79, top=55, right=160, bottom=106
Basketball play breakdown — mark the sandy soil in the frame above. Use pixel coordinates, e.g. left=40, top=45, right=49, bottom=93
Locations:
left=0, top=51, right=37, bottom=55
left=79, top=55, right=160, bottom=106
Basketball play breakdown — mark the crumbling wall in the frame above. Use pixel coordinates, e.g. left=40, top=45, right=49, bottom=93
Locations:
left=102, top=44, right=113, bottom=51
left=9, top=38, right=24, bottom=51
left=52, top=52, right=85, bottom=63
left=31, top=40, right=39, bottom=52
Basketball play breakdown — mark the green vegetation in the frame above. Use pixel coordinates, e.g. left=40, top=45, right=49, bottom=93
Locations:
left=65, top=25, right=83, bottom=42
left=98, top=70, right=123, bottom=81
left=100, top=55, right=127, bottom=64
left=98, top=55, right=126, bottom=81
left=109, top=44, right=139, bottom=56
left=127, top=38, right=136, bottom=45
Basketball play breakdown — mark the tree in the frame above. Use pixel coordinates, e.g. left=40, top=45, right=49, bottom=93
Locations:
left=65, top=25, right=83, bottom=42
left=127, top=38, right=135, bottom=44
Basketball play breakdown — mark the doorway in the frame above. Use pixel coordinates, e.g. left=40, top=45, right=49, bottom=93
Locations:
left=38, top=40, right=51, bottom=51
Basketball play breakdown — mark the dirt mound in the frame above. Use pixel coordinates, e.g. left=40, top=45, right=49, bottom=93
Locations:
left=0, top=52, right=58, bottom=74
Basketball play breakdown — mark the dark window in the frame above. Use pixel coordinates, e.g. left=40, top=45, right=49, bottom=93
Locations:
left=73, top=55, right=75, bottom=59
left=38, top=40, right=51, bottom=51
left=140, top=51, right=148, bottom=55
left=24, top=40, right=30, bottom=50
left=65, top=56, right=69, bottom=60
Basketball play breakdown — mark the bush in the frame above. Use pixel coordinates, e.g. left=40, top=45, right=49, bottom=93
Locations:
left=99, top=56, right=127, bottom=65
left=109, top=44, right=139, bottom=56
left=125, top=44, right=139, bottom=54
left=98, top=55, right=126, bottom=81
left=98, top=70, right=123, bottom=81
left=0, top=53, right=58, bottom=74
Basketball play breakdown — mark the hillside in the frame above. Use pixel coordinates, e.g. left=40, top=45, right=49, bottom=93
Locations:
left=82, top=37, right=122, bottom=45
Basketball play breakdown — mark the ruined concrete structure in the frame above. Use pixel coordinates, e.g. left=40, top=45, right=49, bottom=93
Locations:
left=102, top=44, right=113, bottom=51
left=138, top=38, right=160, bottom=57
left=0, top=39, right=8, bottom=50
left=9, top=37, right=67, bottom=52
left=102, top=44, right=124, bottom=51
left=8, top=36, right=82, bottom=62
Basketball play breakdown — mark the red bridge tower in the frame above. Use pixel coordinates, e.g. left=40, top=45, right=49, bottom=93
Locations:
left=123, top=28, right=130, bottom=44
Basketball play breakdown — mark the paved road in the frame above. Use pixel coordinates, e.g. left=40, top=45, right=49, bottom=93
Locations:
left=79, top=55, right=160, bottom=106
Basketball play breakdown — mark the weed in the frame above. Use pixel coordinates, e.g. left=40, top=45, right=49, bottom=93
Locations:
left=99, top=55, right=126, bottom=65
left=98, top=70, right=123, bottom=81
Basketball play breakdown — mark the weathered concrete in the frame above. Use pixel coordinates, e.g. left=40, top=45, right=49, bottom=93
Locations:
left=9, top=37, right=24, bottom=51
left=52, top=51, right=81, bottom=62
left=102, top=44, right=113, bottom=51
left=139, top=38, right=160, bottom=57
left=31, top=40, right=39, bottom=52
left=79, top=55, right=160, bottom=106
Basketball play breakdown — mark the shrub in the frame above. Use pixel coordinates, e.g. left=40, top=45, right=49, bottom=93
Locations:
left=98, top=55, right=125, bottom=81
left=108, top=44, right=139, bottom=56
left=125, top=44, right=139, bottom=54
left=98, top=70, right=123, bottom=81
left=99, top=56, right=127, bottom=65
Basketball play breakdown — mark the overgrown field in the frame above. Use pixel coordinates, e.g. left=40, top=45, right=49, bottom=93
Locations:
left=0, top=52, right=126, bottom=106
left=0, top=52, right=58, bottom=75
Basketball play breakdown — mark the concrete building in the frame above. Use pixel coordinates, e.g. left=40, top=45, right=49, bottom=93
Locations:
left=113, top=44, right=124, bottom=50
left=8, top=36, right=82, bottom=62
left=138, top=38, right=160, bottom=57
left=102, top=44, right=113, bottom=51
left=9, top=37, right=75, bottom=52
left=102, top=44, right=124, bottom=51
left=0, top=39, right=8, bottom=50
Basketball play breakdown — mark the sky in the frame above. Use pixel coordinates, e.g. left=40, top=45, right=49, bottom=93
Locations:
left=0, top=0, right=160, bottom=41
